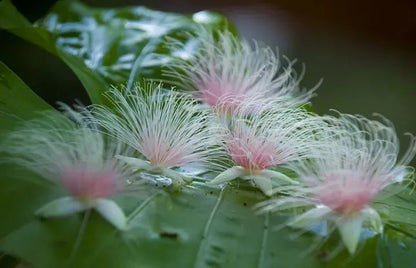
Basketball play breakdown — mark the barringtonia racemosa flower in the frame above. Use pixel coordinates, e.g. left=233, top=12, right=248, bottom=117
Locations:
left=163, top=28, right=316, bottom=114
left=93, top=83, right=219, bottom=186
left=1, top=105, right=142, bottom=230
left=257, top=112, right=416, bottom=254
left=208, top=105, right=329, bottom=196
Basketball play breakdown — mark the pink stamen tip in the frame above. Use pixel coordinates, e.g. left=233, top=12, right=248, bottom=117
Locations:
left=61, top=166, right=119, bottom=199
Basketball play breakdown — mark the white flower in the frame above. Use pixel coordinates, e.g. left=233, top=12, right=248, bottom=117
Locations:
left=208, top=105, right=329, bottom=196
left=257, top=112, right=416, bottom=254
left=1, top=105, right=141, bottom=230
left=164, top=28, right=316, bottom=114
left=92, top=83, right=219, bottom=185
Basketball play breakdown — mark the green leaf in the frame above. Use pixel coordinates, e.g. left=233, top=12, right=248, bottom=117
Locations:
left=377, top=229, right=416, bottom=267
left=374, top=187, right=416, bottom=237
left=0, top=0, right=234, bottom=104
left=56, top=49, right=107, bottom=104
left=0, top=61, right=53, bottom=130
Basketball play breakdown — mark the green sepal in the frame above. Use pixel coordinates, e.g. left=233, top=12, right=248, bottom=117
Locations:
left=251, top=175, right=273, bottom=196
left=288, top=206, right=332, bottom=229
left=260, top=169, right=299, bottom=185
left=208, top=166, right=244, bottom=185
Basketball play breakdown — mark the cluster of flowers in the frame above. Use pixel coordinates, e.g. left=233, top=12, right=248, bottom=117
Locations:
left=2, top=28, right=415, bottom=255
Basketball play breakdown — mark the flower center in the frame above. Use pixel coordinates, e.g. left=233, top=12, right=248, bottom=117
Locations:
left=61, top=165, right=119, bottom=199
left=226, top=136, right=277, bottom=171
left=198, top=78, right=251, bottom=113
left=140, top=137, right=193, bottom=168
left=316, top=172, right=385, bottom=215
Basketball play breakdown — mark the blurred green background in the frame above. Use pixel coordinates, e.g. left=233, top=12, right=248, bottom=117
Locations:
left=1, top=0, right=415, bottom=162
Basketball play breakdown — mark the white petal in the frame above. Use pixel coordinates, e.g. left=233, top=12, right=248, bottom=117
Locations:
left=207, top=166, right=244, bottom=185
left=260, top=169, right=298, bottom=185
left=251, top=175, right=273, bottom=196
left=35, top=196, right=87, bottom=217
left=337, top=215, right=365, bottom=255
left=115, top=155, right=151, bottom=171
left=94, top=199, right=127, bottom=231
left=288, top=206, right=332, bottom=229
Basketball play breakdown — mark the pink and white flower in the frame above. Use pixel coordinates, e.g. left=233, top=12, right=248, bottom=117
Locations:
left=257, top=113, right=416, bottom=254
left=2, top=106, right=140, bottom=230
left=164, top=28, right=316, bottom=114
left=208, top=106, right=329, bottom=196
left=93, top=83, right=218, bottom=185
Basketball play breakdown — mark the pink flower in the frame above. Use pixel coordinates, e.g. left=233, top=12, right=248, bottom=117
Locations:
left=2, top=106, right=141, bottom=230
left=93, top=83, right=219, bottom=185
left=209, top=106, right=328, bottom=195
left=164, top=28, right=316, bottom=113
left=224, top=130, right=278, bottom=171
left=257, top=113, right=416, bottom=254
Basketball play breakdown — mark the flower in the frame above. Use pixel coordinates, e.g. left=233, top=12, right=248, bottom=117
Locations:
left=257, top=112, right=416, bottom=254
left=208, top=105, right=329, bottom=196
left=164, top=28, right=316, bottom=114
left=1, top=105, right=140, bottom=230
left=92, top=83, right=219, bottom=185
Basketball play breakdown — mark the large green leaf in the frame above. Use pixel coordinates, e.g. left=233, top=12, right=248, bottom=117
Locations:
left=0, top=0, right=233, bottom=104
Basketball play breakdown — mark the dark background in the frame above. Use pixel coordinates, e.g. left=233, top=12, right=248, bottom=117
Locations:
left=1, top=0, right=416, bottom=158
